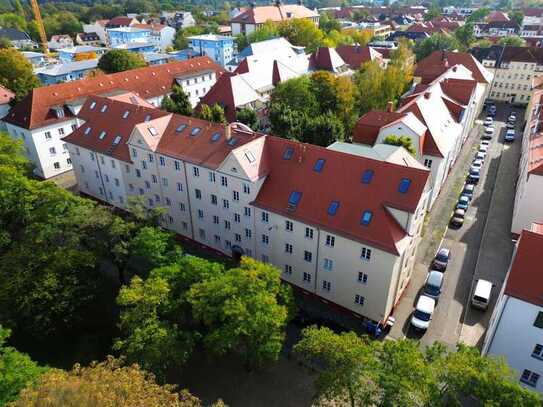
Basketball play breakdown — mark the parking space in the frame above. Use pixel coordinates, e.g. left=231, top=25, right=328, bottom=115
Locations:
left=388, top=102, right=522, bottom=348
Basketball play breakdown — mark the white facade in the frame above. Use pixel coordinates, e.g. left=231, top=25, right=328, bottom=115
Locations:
left=487, top=60, right=541, bottom=104
left=83, top=22, right=108, bottom=45
left=174, top=70, right=218, bottom=107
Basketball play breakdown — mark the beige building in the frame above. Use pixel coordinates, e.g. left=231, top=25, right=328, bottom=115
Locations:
left=64, top=95, right=431, bottom=326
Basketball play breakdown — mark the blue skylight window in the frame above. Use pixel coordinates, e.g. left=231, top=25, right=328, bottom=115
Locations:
left=144, top=114, right=152, bottom=122
left=328, top=201, right=340, bottom=216
left=288, top=191, right=302, bottom=207
left=283, top=147, right=294, bottom=160
left=84, top=127, right=92, bottom=135
left=313, top=158, right=325, bottom=172
left=98, top=130, right=107, bottom=140
left=227, top=137, right=237, bottom=146
left=360, top=210, right=373, bottom=226
left=176, top=124, right=187, bottom=133
left=398, top=178, right=411, bottom=193
left=361, top=169, right=374, bottom=184
left=211, top=132, right=221, bottom=142
left=89, top=101, right=96, bottom=110
left=191, top=127, right=201, bottom=136
left=122, top=110, right=130, bottom=119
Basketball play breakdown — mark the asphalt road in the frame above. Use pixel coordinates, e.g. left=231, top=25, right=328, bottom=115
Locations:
left=389, top=103, right=522, bottom=348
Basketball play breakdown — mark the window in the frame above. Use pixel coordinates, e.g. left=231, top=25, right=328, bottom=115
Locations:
left=162, top=177, right=168, bottom=187
left=534, top=312, right=543, bottom=328
left=179, top=202, right=186, bottom=211
left=212, top=215, right=219, bottom=224
left=58, top=128, right=65, bottom=135
left=520, top=369, right=540, bottom=387
left=313, top=158, right=325, bottom=172
left=245, top=228, right=252, bottom=238
left=283, top=147, right=294, bottom=160
left=284, top=265, right=293, bottom=275
left=243, top=183, right=250, bottom=194
left=354, top=294, right=365, bottom=306
left=67, top=158, right=71, bottom=165
left=199, top=228, right=206, bottom=240
left=131, top=148, right=137, bottom=157
left=90, top=101, right=96, bottom=109
left=325, top=235, right=335, bottom=247
left=144, top=180, right=150, bottom=189
left=49, top=147, right=56, bottom=155
left=285, top=220, right=293, bottom=231
left=53, top=162, right=60, bottom=169
left=233, top=191, right=239, bottom=201
left=322, top=280, right=331, bottom=291
left=209, top=171, right=216, bottom=182
left=221, top=176, right=228, bottom=187
left=214, top=235, right=221, bottom=244
left=532, top=344, right=543, bottom=360
left=304, top=251, right=312, bottom=262
left=195, top=189, right=202, bottom=199
left=305, top=227, right=314, bottom=239
left=328, top=201, right=339, bottom=216
left=285, top=243, right=293, bottom=254
left=244, top=207, right=251, bottom=217
left=224, top=220, right=231, bottom=230
left=111, top=159, right=116, bottom=169
left=154, top=194, right=160, bottom=203
left=142, top=160, right=147, bottom=170
left=71, top=124, right=77, bottom=132
left=148, top=154, right=154, bottom=163
left=361, top=247, right=372, bottom=260
left=262, top=234, right=269, bottom=245
left=114, top=178, right=120, bottom=186
left=245, top=150, right=256, bottom=163
left=360, top=211, right=373, bottom=226
left=362, top=169, right=374, bottom=184
left=303, top=272, right=311, bottom=282
left=323, top=258, right=333, bottom=271
left=261, top=212, right=269, bottom=223
left=176, top=182, right=183, bottom=191
left=262, top=254, right=269, bottom=263
left=100, top=104, right=108, bottom=113
left=211, top=194, right=218, bottom=205
left=79, top=164, right=85, bottom=173
left=399, top=178, right=411, bottom=193
left=174, top=161, right=181, bottom=171
left=234, top=213, right=240, bottom=223
left=75, top=147, right=80, bottom=156
left=288, top=191, right=302, bottom=208
left=45, top=131, right=52, bottom=140
left=165, top=197, right=171, bottom=206
left=223, top=199, right=229, bottom=209
left=198, top=209, right=204, bottom=219
left=193, top=167, right=200, bottom=177
left=151, top=174, right=157, bottom=184
left=424, top=159, right=433, bottom=168
left=358, top=272, right=368, bottom=284
left=235, top=233, right=242, bottom=242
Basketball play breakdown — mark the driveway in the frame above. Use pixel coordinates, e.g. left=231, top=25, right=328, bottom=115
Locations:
left=388, top=103, right=522, bottom=348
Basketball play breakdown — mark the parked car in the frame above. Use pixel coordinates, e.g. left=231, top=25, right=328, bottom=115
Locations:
left=482, top=127, right=494, bottom=140
left=457, top=195, right=470, bottom=210
left=471, top=159, right=483, bottom=172
left=450, top=208, right=466, bottom=228
left=506, top=121, right=515, bottom=129
left=433, top=248, right=450, bottom=271
left=475, top=151, right=486, bottom=161
left=471, top=279, right=493, bottom=310
left=488, top=105, right=496, bottom=116
left=423, top=271, right=445, bottom=300
left=505, top=129, right=515, bottom=142
left=411, top=295, right=436, bottom=331
left=483, top=117, right=493, bottom=127
left=462, top=183, right=475, bottom=200
left=480, top=140, right=490, bottom=147
left=508, top=112, right=517, bottom=121
left=468, top=168, right=481, bottom=183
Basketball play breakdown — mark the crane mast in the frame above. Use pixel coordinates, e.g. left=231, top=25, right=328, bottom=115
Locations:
left=29, top=0, right=49, bottom=56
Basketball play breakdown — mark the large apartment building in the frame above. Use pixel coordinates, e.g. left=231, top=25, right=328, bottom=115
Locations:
left=471, top=45, right=543, bottom=105
left=2, top=57, right=222, bottom=179
left=512, top=77, right=543, bottom=235
left=64, top=95, right=431, bottom=326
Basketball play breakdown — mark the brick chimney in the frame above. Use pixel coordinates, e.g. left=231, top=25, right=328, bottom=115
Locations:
left=387, top=101, right=394, bottom=112
left=225, top=123, right=232, bottom=141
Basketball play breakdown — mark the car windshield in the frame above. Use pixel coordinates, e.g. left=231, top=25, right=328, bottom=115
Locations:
left=425, top=284, right=439, bottom=296
left=436, top=252, right=448, bottom=261
left=414, top=309, right=431, bottom=321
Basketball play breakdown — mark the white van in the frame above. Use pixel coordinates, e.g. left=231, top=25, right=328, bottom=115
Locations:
left=471, top=279, right=492, bottom=310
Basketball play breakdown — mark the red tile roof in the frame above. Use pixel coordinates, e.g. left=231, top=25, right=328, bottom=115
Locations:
left=4, top=57, right=223, bottom=130
left=415, top=51, right=489, bottom=84
left=399, top=102, right=444, bottom=158
left=352, top=111, right=406, bottom=145
left=0, top=85, right=15, bottom=105
left=504, top=228, right=543, bottom=306
left=62, top=96, right=169, bottom=162
left=106, top=16, right=137, bottom=27
left=335, top=45, right=382, bottom=70
left=439, top=78, right=477, bottom=105
left=198, top=71, right=237, bottom=122
left=230, top=4, right=318, bottom=24
left=486, top=11, right=510, bottom=23
left=253, top=136, right=429, bottom=254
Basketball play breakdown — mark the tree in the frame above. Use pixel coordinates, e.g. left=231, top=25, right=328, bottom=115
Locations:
left=236, top=108, right=258, bottom=130
left=0, top=326, right=46, bottom=405
left=11, top=357, right=209, bottom=407
left=173, top=26, right=205, bottom=50
left=475, top=39, right=493, bottom=48
left=114, top=276, right=193, bottom=379
left=319, top=12, right=341, bottom=33
left=414, top=33, right=460, bottom=61
left=454, top=22, right=475, bottom=50
left=510, top=10, right=524, bottom=26
left=467, top=7, right=491, bottom=22
left=499, top=36, right=526, bottom=47
left=197, top=103, right=213, bottom=122
left=236, top=21, right=279, bottom=51
left=43, top=11, right=82, bottom=38
left=128, top=226, right=182, bottom=274
left=278, top=18, right=325, bottom=53
left=188, top=257, right=293, bottom=370
left=294, top=326, right=380, bottom=407
left=425, top=3, right=441, bottom=21
left=160, top=85, right=193, bottom=116
left=305, top=111, right=345, bottom=146
left=0, top=132, right=31, bottom=175
left=0, top=48, right=40, bottom=102
left=345, top=28, right=373, bottom=47
left=383, top=135, right=417, bottom=156
left=0, top=13, right=27, bottom=32
left=97, top=49, right=146, bottom=74
left=354, top=60, right=387, bottom=115
left=74, top=51, right=97, bottom=61
left=197, top=103, right=226, bottom=124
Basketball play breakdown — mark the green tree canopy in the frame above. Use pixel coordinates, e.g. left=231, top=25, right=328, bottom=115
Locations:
left=414, top=33, right=460, bottom=61
left=467, top=7, right=491, bottom=22
left=97, top=49, right=146, bottom=74
left=236, top=107, right=259, bottom=130
left=160, top=84, right=193, bottom=116
left=454, top=22, right=475, bottom=50
left=0, top=48, right=40, bottom=102
left=197, top=103, right=227, bottom=124
left=43, top=11, right=82, bottom=38
left=383, top=135, right=417, bottom=156
left=498, top=36, right=526, bottom=47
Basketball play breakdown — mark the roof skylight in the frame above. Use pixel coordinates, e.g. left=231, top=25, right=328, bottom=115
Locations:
left=360, top=210, right=373, bottom=226
left=283, top=147, right=294, bottom=160
left=288, top=191, right=302, bottom=208
left=399, top=178, right=411, bottom=193
left=122, top=110, right=130, bottom=119
left=313, top=158, right=325, bottom=173
left=362, top=169, right=374, bottom=184
left=211, top=132, right=221, bottom=142
left=328, top=201, right=340, bottom=216
left=99, top=130, right=107, bottom=140
left=176, top=124, right=187, bottom=133
left=148, top=126, right=158, bottom=136
left=84, top=127, right=91, bottom=135
left=191, top=127, right=201, bottom=136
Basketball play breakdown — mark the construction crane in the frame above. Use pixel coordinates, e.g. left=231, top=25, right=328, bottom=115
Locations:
left=29, top=0, right=49, bottom=56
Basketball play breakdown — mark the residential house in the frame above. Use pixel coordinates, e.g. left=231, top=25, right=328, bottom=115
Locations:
left=22, top=51, right=47, bottom=67
left=230, top=3, right=319, bottom=36
left=133, top=23, right=176, bottom=51
left=187, top=34, right=235, bottom=66
left=106, top=16, right=139, bottom=29
left=64, top=95, right=431, bottom=327
left=112, top=42, right=156, bottom=54
left=107, top=27, right=152, bottom=49
left=471, top=45, right=543, bottom=105
left=474, top=21, right=520, bottom=38
left=35, top=59, right=98, bottom=85
left=160, top=11, right=196, bottom=30
left=486, top=10, right=510, bottom=23
left=143, top=52, right=174, bottom=66
left=83, top=20, right=109, bottom=45
left=2, top=57, right=222, bottom=179
left=483, top=224, right=543, bottom=393
left=228, top=37, right=305, bottom=71
left=48, top=34, right=74, bottom=50
left=0, top=28, right=36, bottom=49
left=58, top=46, right=108, bottom=63
left=512, top=78, right=543, bottom=235
left=76, top=32, right=102, bottom=47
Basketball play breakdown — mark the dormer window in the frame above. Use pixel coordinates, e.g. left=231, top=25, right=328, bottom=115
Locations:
left=191, top=127, right=201, bottom=136
left=54, top=107, right=64, bottom=118
left=99, top=131, right=107, bottom=140
left=144, top=114, right=152, bottom=122
left=89, top=101, right=96, bottom=109
left=122, top=110, right=130, bottom=119
left=84, top=127, right=92, bottom=135
left=148, top=126, right=158, bottom=136
left=100, top=105, right=108, bottom=113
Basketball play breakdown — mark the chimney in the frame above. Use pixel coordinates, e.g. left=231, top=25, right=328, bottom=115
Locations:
left=424, top=92, right=431, bottom=99
left=452, top=66, right=457, bottom=72
left=225, top=123, right=232, bottom=141
left=387, top=101, right=394, bottom=112
left=298, top=0, right=303, bottom=4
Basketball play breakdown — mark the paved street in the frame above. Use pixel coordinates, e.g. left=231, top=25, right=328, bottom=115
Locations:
left=389, top=103, right=522, bottom=348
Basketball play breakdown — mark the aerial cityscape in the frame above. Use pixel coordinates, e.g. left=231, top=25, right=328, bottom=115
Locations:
left=1, top=0, right=543, bottom=405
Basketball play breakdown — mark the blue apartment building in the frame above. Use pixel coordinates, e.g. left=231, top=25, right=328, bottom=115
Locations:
left=36, top=59, right=99, bottom=85
left=187, top=34, right=234, bottom=66
left=107, top=27, right=152, bottom=48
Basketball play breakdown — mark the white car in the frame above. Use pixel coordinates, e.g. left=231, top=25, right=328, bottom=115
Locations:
left=475, top=151, right=486, bottom=161
left=411, top=295, right=435, bottom=330
left=480, top=140, right=490, bottom=147
left=484, top=127, right=494, bottom=135
left=483, top=117, right=493, bottom=126
left=479, top=144, right=489, bottom=153
left=471, top=159, right=483, bottom=171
